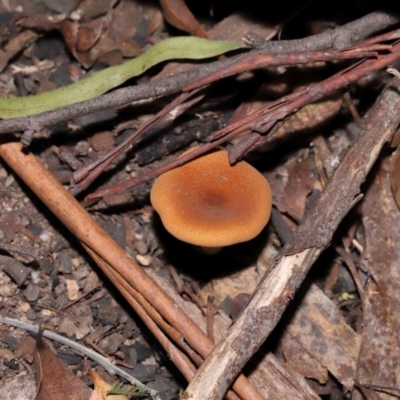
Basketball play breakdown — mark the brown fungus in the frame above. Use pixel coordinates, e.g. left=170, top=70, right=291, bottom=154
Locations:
left=150, top=149, right=272, bottom=253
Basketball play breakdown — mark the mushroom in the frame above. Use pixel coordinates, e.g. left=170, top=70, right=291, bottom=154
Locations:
left=150, top=149, right=272, bottom=254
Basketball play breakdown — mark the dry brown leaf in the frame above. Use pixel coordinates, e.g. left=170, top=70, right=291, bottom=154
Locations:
left=281, top=330, right=328, bottom=384
left=75, top=18, right=104, bottom=53
left=390, top=145, right=400, bottom=210
left=87, top=372, right=128, bottom=400
left=74, top=0, right=112, bottom=22
left=267, top=152, right=317, bottom=222
left=57, top=1, right=144, bottom=68
left=201, top=267, right=261, bottom=306
left=282, top=283, right=361, bottom=390
left=159, top=0, right=208, bottom=38
left=356, top=155, right=400, bottom=399
left=0, top=30, right=39, bottom=74
left=34, top=331, right=92, bottom=400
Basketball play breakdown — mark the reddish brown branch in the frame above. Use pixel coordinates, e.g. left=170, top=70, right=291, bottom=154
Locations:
left=183, top=43, right=393, bottom=92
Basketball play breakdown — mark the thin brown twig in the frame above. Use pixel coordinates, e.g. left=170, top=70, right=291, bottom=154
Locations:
left=85, top=245, right=240, bottom=400
left=79, top=38, right=397, bottom=198
left=207, top=296, right=216, bottom=344
left=343, top=92, right=363, bottom=127
left=182, top=44, right=391, bottom=92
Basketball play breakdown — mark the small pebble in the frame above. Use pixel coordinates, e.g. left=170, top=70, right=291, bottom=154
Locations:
left=59, top=251, right=73, bottom=274
left=23, top=284, right=40, bottom=302
left=65, top=279, right=80, bottom=300
left=2, top=257, right=31, bottom=287
left=5, top=175, right=15, bottom=187
left=59, top=317, right=77, bottom=338
left=72, top=258, right=80, bottom=268
left=91, top=131, right=115, bottom=152
left=25, top=309, right=36, bottom=321
left=134, top=239, right=148, bottom=255
left=18, top=302, right=31, bottom=313
left=39, top=232, right=51, bottom=242
left=0, top=168, right=7, bottom=179
left=136, top=254, right=152, bottom=266
left=0, top=280, right=17, bottom=297
left=0, top=349, right=15, bottom=362
left=73, top=264, right=91, bottom=281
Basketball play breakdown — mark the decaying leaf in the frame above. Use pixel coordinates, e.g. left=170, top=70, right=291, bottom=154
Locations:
left=87, top=372, right=128, bottom=400
left=34, top=331, right=92, bottom=400
left=1, top=372, right=37, bottom=400
left=282, top=283, right=361, bottom=390
left=356, top=155, right=400, bottom=399
left=0, top=30, right=39, bottom=73
left=159, top=0, right=208, bottom=38
left=267, top=152, right=318, bottom=222
left=390, top=145, right=400, bottom=210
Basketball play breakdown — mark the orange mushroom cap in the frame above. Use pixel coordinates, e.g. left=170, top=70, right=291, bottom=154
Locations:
left=150, top=149, right=272, bottom=248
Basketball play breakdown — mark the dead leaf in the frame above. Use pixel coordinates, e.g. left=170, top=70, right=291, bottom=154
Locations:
left=282, top=283, right=361, bottom=390
left=267, top=152, right=317, bottom=222
left=201, top=266, right=263, bottom=306
left=75, top=18, right=104, bottom=53
left=0, top=29, right=39, bottom=74
left=1, top=372, right=37, bottom=400
left=281, top=330, right=328, bottom=384
left=74, top=0, right=111, bottom=23
left=356, top=155, right=400, bottom=399
left=159, top=0, right=208, bottom=38
left=34, top=330, right=92, bottom=400
left=87, top=372, right=128, bottom=400
left=390, top=145, right=400, bottom=210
